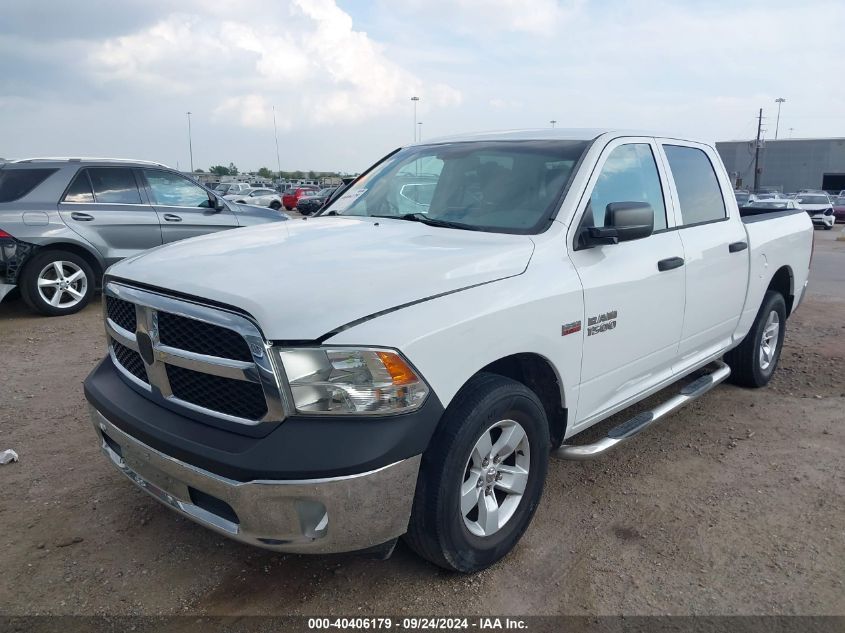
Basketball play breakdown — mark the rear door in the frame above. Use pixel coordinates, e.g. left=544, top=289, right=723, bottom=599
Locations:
left=58, top=167, right=162, bottom=267
left=140, top=169, right=239, bottom=243
left=657, top=141, right=749, bottom=369
left=568, top=138, right=686, bottom=427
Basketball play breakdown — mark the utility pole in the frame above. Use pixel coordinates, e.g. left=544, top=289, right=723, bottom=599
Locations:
left=272, top=106, right=282, bottom=180
left=774, top=97, right=786, bottom=140
left=418, top=121, right=423, bottom=142
left=550, top=120, right=557, bottom=128
left=410, top=96, right=420, bottom=142
left=753, top=108, right=763, bottom=194
left=186, top=112, right=194, bottom=173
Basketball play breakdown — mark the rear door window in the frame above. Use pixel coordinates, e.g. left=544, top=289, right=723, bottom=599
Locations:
left=87, top=168, right=143, bottom=204
left=663, top=145, right=727, bottom=225
left=63, top=170, right=95, bottom=203
left=0, top=168, right=57, bottom=202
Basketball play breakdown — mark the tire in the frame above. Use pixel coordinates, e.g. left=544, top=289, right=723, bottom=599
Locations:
left=404, top=373, right=550, bottom=573
left=284, top=206, right=293, bottom=211
left=269, top=201, right=281, bottom=210
left=20, top=249, right=95, bottom=316
left=724, top=290, right=786, bottom=388
left=824, top=224, right=832, bottom=230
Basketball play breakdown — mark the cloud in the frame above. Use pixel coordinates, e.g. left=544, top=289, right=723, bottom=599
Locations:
left=83, top=1, right=462, bottom=129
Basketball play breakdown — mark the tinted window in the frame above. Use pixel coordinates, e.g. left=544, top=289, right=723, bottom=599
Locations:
left=88, top=168, right=142, bottom=204
left=664, top=145, right=726, bottom=225
left=0, top=168, right=57, bottom=202
left=586, top=143, right=667, bottom=231
left=63, top=170, right=94, bottom=203
left=144, top=169, right=211, bottom=207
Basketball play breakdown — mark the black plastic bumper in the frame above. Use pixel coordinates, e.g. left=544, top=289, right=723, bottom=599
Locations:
left=83, top=357, right=444, bottom=482
left=0, top=236, right=35, bottom=285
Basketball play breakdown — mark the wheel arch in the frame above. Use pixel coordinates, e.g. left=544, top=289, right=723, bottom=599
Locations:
left=20, top=241, right=104, bottom=290
left=767, top=265, right=794, bottom=315
left=474, top=352, right=568, bottom=448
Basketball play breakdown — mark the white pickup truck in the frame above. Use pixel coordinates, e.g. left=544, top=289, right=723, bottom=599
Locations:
left=84, top=129, right=813, bottom=573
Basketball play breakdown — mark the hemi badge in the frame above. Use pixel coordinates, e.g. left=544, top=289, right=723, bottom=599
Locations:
left=562, top=321, right=581, bottom=336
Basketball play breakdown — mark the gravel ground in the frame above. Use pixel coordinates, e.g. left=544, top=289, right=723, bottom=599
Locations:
left=0, top=231, right=843, bottom=617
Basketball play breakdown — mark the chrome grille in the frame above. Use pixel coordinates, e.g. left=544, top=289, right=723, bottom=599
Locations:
left=103, top=281, right=288, bottom=426
left=106, top=296, right=137, bottom=333
left=111, top=339, right=147, bottom=383
left=166, top=364, right=268, bottom=420
left=158, top=311, right=252, bottom=361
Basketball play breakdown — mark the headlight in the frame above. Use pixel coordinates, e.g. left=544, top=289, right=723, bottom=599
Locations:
left=278, top=348, right=429, bottom=415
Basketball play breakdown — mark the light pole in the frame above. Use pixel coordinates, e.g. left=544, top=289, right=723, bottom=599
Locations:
left=410, top=96, right=420, bottom=142
left=788, top=127, right=795, bottom=138
left=550, top=120, right=557, bottom=128
left=774, top=98, right=786, bottom=140
left=418, top=122, right=423, bottom=142
left=186, top=111, right=194, bottom=173
left=272, top=105, right=282, bottom=181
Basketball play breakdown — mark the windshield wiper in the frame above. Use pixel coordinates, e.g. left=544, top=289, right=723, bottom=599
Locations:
left=372, top=213, right=482, bottom=231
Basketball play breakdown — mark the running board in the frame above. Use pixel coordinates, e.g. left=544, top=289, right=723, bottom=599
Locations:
left=554, top=361, right=731, bottom=461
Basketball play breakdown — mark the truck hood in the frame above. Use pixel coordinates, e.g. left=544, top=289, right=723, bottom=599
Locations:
left=108, top=216, right=535, bottom=340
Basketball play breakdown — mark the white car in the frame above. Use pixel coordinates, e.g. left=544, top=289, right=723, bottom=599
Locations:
left=796, top=193, right=835, bottom=229
left=85, top=129, right=813, bottom=573
left=213, top=182, right=251, bottom=197
left=224, top=187, right=283, bottom=210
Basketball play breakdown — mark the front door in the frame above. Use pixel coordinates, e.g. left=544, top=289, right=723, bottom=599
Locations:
left=568, top=139, right=686, bottom=427
left=141, top=169, right=239, bottom=243
left=57, top=167, right=162, bottom=267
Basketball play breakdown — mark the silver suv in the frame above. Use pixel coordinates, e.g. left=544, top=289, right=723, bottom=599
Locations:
left=0, top=158, right=287, bottom=316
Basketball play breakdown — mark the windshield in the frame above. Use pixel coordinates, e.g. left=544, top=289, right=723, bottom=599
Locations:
left=797, top=195, right=829, bottom=204
left=735, top=192, right=750, bottom=203
left=214, top=184, right=230, bottom=192
left=748, top=201, right=789, bottom=208
left=317, top=188, right=334, bottom=196
left=325, top=140, right=590, bottom=233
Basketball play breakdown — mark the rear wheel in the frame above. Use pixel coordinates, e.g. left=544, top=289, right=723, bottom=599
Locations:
left=20, top=250, right=95, bottom=316
left=404, top=373, right=549, bottom=573
left=725, top=290, right=786, bottom=387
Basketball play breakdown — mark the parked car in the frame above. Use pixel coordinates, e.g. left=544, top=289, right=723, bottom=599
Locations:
left=282, top=186, right=319, bottom=211
left=225, top=187, right=283, bottom=210
left=741, top=199, right=801, bottom=213
left=833, top=196, right=845, bottom=223
left=795, top=193, right=835, bottom=230
left=0, top=158, right=287, bottom=315
left=296, top=187, right=337, bottom=215
left=734, top=190, right=750, bottom=206
left=84, top=130, right=812, bottom=573
left=213, top=182, right=252, bottom=197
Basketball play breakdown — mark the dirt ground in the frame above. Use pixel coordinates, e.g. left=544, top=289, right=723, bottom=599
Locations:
left=0, top=232, right=843, bottom=617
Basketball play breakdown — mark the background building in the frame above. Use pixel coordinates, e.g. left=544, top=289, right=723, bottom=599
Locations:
left=716, top=138, right=845, bottom=193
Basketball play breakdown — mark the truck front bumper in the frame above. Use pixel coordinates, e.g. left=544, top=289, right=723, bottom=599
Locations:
left=90, top=405, right=421, bottom=554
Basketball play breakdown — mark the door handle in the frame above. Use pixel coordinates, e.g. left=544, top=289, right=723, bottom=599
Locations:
left=729, top=241, right=748, bottom=253
left=657, top=256, right=685, bottom=272
left=70, top=212, right=94, bottom=222
left=163, top=214, right=182, bottom=222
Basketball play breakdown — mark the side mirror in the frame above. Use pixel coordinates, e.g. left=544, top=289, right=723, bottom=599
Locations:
left=212, top=196, right=225, bottom=212
left=580, top=201, right=654, bottom=247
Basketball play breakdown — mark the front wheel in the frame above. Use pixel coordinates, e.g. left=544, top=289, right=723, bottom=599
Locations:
left=725, top=290, right=786, bottom=387
left=824, top=224, right=833, bottom=230
left=20, top=250, right=95, bottom=316
left=404, top=373, right=549, bottom=573
left=269, top=200, right=281, bottom=210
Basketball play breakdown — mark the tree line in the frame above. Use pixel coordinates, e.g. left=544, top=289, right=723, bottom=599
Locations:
left=199, top=164, right=342, bottom=180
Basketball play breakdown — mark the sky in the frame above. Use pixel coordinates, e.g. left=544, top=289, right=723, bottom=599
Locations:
left=1, top=0, right=844, bottom=173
